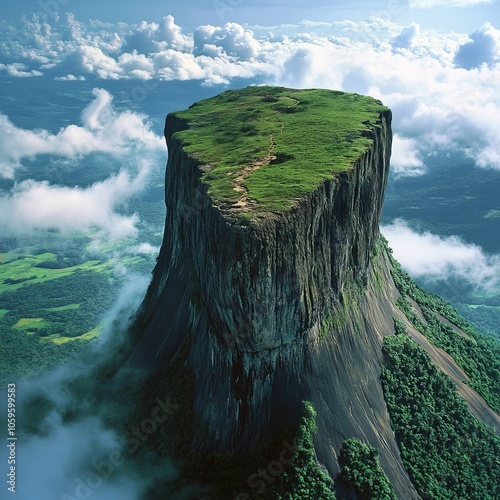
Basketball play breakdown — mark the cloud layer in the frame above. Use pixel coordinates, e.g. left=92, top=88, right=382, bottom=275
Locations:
left=1, top=14, right=500, bottom=173
left=12, top=275, right=169, bottom=500
left=0, top=88, right=162, bottom=178
left=0, top=87, right=164, bottom=241
left=383, top=219, right=500, bottom=293
left=454, top=23, right=500, bottom=69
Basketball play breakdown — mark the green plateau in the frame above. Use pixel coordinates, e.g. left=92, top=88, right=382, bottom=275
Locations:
left=173, top=86, right=388, bottom=212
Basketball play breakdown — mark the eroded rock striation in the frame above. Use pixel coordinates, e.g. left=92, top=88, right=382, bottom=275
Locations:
left=132, top=86, right=419, bottom=498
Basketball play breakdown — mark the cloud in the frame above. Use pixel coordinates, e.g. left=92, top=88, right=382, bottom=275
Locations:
left=158, top=15, right=193, bottom=51
left=17, top=415, right=130, bottom=499
left=0, top=88, right=163, bottom=178
left=2, top=14, right=500, bottom=170
left=0, top=62, right=43, bottom=77
left=193, top=23, right=260, bottom=59
left=0, top=171, right=144, bottom=239
left=124, top=21, right=163, bottom=54
left=392, top=23, right=421, bottom=49
left=269, top=26, right=500, bottom=171
left=54, top=73, right=86, bottom=80
left=126, top=243, right=159, bottom=256
left=409, top=0, right=494, bottom=7
left=124, top=16, right=192, bottom=54
left=454, top=23, right=500, bottom=69
left=382, top=219, right=500, bottom=293
left=10, top=275, right=176, bottom=500
left=67, top=45, right=124, bottom=79
left=391, top=135, right=426, bottom=176
left=0, top=88, right=164, bottom=240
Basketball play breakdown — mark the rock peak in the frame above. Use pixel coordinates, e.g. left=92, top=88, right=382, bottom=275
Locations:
left=132, top=86, right=418, bottom=498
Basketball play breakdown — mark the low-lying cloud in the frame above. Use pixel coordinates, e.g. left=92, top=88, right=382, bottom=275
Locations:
left=382, top=219, right=500, bottom=293
left=454, top=23, right=500, bottom=69
left=8, top=276, right=179, bottom=500
left=391, top=134, right=426, bottom=176
left=0, top=87, right=164, bottom=242
left=0, top=172, right=141, bottom=239
left=1, top=13, right=500, bottom=175
left=0, top=88, right=163, bottom=178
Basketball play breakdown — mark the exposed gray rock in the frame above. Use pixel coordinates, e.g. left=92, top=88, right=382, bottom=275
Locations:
left=132, top=96, right=419, bottom=498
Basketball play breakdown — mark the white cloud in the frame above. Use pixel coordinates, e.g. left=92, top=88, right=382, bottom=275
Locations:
left=0, top=62, right=43, bottom=77
left=0, top=88, right=164, bottom=240
left=124, top=21, right=162, bottom=54
left=153, top=50, right=206, bottom=81
left=127, top=243, right=159, bottom=256
left=54, top=74, right=86, bottom=81
left=68, top=45, right=124, bottom=79
left=392, top=23, right=421, bottom=49
left=124, top=16, right=192, bottom=55
left=0, top=88, right=163, bottom=178
left=193, top=23, right=260, bottom=59
left=454, top=23, right=500, bottom=69
left=118, top=51, right=155, bottom=79
left=0, top=166, right=149, bottom=239
left=409, top=0, right=494, bottom=7
left=268, top=25, right=500, bottom=171
left=391, top=135, right=427, bottom=176
left=17, top=414, right=130, bottom=500
left=382, top=219, right=500, bottom=293
left=158, top=15, right=193, bottom=51
left=1, top=14, right=500, bottom=171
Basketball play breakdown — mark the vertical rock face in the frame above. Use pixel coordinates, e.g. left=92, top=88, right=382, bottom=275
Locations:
left=133, top=87, right=418, bottom=498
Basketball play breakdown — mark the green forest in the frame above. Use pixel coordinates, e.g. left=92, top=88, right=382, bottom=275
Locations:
left=389, top=246, right=500, bottom=414
left=382, top=329, right=500, bottom=499
left=381, top=239, right=500, bottom=499
left=0, top=238, right=155, bottom=384
left=338, top=438, right=395, bottom=500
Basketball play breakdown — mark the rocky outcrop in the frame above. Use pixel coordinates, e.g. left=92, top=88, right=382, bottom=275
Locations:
left=132, top=89, right=419, bottom=498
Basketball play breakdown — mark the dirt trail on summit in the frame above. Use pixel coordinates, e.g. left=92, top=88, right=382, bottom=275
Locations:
left=232, top=132, right=279, bottom=210
left=231, top=96, right=300, bottom=211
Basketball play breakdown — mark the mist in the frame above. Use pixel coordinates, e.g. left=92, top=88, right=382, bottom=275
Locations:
left=1, top=275, right=183, bottom=500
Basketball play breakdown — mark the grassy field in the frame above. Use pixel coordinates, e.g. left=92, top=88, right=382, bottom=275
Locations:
left=0, top=250, right=146, bottom=296
left=174, top=86, right=388, bottom=213
left=13, top=318, right=50, bottom=330
left=46, top=326, right=101, bottom=345
left=0, top=240, right=150, bottom=383
left=0, top=252, right=112, bottom=295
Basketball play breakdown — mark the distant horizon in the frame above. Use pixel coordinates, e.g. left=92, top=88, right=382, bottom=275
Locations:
left=1, top=0, right=499, bottom=31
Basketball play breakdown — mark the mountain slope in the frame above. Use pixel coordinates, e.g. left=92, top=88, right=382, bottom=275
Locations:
left=129, top=86, right=500, bottom=499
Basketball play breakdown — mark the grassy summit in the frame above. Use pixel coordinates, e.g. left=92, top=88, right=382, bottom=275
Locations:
left=173, top=86, right=388, bottom=213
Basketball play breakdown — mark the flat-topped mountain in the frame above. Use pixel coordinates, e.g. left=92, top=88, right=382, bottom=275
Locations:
left=129, top=86, right=500, bottom=499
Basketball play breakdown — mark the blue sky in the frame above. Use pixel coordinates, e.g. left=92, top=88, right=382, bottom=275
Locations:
left=2, top=0, right=499, bottom=31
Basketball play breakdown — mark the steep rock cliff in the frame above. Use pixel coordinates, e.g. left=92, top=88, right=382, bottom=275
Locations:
left=132, top=87, right=418, bottom=498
